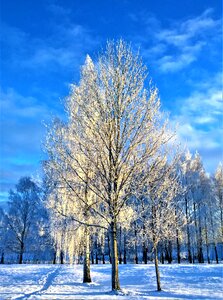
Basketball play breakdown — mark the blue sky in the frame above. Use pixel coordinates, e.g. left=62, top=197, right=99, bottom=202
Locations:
left=0, top=0, right=222, bottom=202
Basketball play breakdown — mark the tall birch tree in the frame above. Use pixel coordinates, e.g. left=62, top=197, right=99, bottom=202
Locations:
left=44, top=40, right=176, bottom=291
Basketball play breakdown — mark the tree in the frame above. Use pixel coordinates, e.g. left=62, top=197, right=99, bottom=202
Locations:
left=214, top=163, right=223, bottom=239
left=189, top=152, right=205, bottom=263
left=44, top=40, right=175, bottom=291
left=180, top=151, right=194, bottom=263
left=0, top=208, right=8, bottom=264
left=134, top=155, right=182, bottom=291
left=5, top=177, right=40, bottom=264
left=44, top=136, right=99, bottom=281
left=180, top=151, right=205, bottom=263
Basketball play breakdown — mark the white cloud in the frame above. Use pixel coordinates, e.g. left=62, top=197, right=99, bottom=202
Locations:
left=24, top=46, right=75, bottom=68
left=47, top=3, right=71, bottom=17
left=0, top=87, right=52, bottom=199
left=1, top=88, right=50, bottom=118
left=172, top=72, right=222, bottom=170
left=181, top=8, right=218, bottom=35
left=137, top=8, right=221, bottom=73
left=156, top=9, right=218, bottom=46
left=158, top=42, right=204, bottom=72
left=180, top=73, right=222, bottom=116
left=1, top=18, right=100, bottom=72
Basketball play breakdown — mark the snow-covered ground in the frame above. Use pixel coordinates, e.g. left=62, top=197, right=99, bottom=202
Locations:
left=0, top=264, right=222, bottom=299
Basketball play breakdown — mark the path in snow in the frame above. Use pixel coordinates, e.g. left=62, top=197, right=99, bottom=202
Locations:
left=0, top=265, right=60, bottom=300
left=15, top=266, right=61, bottom=300
left=0, top=264, right=222, bottom=299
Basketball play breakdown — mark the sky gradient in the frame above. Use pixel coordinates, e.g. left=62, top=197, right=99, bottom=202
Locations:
left=0, top=0, right=222, bottom=202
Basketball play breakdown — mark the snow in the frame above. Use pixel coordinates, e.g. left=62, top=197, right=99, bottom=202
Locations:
left=0, top=264, right=222, bottom=299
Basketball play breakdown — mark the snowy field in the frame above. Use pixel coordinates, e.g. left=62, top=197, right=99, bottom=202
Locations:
left=0, top=264, right=222, bottom=300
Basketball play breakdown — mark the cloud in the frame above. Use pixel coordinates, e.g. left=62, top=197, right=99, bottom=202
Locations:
left=158, top=42, right=205, bottom=72
left=0, top=87, right=53, bottom=199
left=24, top=24, right=99, bottom=69
left=156, top=9, right=218, bottom=46
left=1, top=88, right=50, bottom=118
left=173, top=72, right=222, bottom=171
left=1, top=13, right=100, bottom=72
left=178, top=73, right=222, bottom=118
left=47, top=3, right=71, bottom=17
left=133, top=8, right=221, bottom=73
left=0, top=86, right=62, bottom=157
left=180, top=8, right=218, bottom=35
left=24, top=46, right=75, bottom=68
left=155, top=10, right=220, bottom=72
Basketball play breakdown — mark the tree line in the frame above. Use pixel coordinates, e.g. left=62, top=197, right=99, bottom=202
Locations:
left=0, top=40, right=222, bottom=292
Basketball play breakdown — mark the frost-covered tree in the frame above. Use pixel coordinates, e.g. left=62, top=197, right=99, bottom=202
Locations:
left=5, top=177, right=41, bottom=264
left=189, top=152, right=205, bottom=263
left=214, top=163, right=223, bottom=239
left=44, top=40, right=176, bottom=291
left=180, top=151, right=194, bottom=262
left=46, top=183, right=88, bottom=267
left=200, top=172, right=218, bottom=263
left=44, top=127, right=102, bottom=282
left=177, top=153, right=208, bottom=264
left=179, top=151, right=222, bottom=264
left=134, top=155, right=182, bottom=291
left=0, top=208, right=8, bottom=264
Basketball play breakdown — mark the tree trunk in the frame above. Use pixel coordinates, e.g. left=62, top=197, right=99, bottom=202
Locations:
left=165, top=241, right=172, bottom=264
left=107, top=234, right=112, bottom=264
left=185, top=195, right=192, bottom=263
left=91, top=235, right=94, bottom=264
left=110, top=221, right=121, bottom=291
left=214, top=244, right=219, bottom=264
left=159, top=243, right=164, bottom=264
left=219, top=192, right=223, bottom=239
left=197, top=205, right=204, bottom=263
left=220, top=204, right=223, bottom=239
left=154, top=245, right=162, bottom=291
left=176, top=229, right=181, bottom=264
left=95, top=238, right=99, bottom=264
left=19, top=242, right=24, bottom=264
left=60, top=250, right=64, bottom=264
left=96, top=252, right=99, bottom=264
left=204, top=214, right=210, bottom=263
left=210, top=206, right=219, bottom=264
left=83, top=226, right=91, bottom=283
left=0, top=252, right=4, bottom=264
left=205, top=238, right=210, bottom=264
left=193, top=201, right=199, bottom=263
left=175, top=208, right=181, bottom=264
left=118, top=226, right=123, bottom=264
left=123, top=233, right=127, bottom=264
left=161, top=251, right=164, bottom=264
left=77, top=254, right=81, bottom=264
left=192, top=248, right=195, bottom=264
left=53, top=250, right=56, bottom=264
left=91, top=252, right=94, bottom=264
left=143, top=245, right=148, bottom=264
left=134, top=222, right=138, bottom=264
left=142, top=222, right=147, bottom=264
left=169, top=244, right=172, bottom=264
left=118, top=254, right=122, bottom=264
